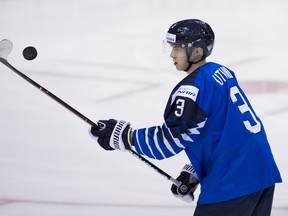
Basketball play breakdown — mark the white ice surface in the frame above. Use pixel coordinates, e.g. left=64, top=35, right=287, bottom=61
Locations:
left=0, top=0, right=287, bottom=215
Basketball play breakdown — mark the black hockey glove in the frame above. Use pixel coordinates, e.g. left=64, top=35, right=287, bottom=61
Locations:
left=90, top=119, right=132, bottom=151
left=171, top=164, right=199, bottom=203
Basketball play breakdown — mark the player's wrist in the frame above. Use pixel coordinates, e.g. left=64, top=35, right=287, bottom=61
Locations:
left=129, top=130, right=134, bottom=146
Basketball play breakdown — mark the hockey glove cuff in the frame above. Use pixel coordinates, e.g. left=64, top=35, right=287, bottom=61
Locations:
left=171, top=164, right=199, bottom=203
left=90, top=119, right=133, bottom=151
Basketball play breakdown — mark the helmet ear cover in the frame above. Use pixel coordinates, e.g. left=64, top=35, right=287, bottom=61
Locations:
left=184, top=39, right=205, bottom=57
left=184, top=40, right=207, bottom=71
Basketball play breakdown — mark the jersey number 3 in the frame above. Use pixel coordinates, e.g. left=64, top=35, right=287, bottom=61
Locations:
left=175, top=99, right=185, bottom=117
left=230, top=86, right=261, bottom=134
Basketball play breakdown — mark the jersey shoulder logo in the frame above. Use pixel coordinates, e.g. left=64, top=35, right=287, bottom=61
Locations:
left=171, top=85, right=199, bottom=104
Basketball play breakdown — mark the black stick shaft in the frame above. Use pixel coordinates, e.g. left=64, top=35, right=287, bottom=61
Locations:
left=0, top=57, right=179, bottom=185
left=128, top=150, right=179, bottom=185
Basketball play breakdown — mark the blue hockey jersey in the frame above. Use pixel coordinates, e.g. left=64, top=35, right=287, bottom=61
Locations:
left=132, top=62, right=282, bottom=204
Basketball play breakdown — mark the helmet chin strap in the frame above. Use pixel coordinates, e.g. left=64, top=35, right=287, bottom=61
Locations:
left=184, top=62, right=193, bottom=72
left=184, top=45, right=206, bottom=72
left=184, top=56, right=205, bottom=72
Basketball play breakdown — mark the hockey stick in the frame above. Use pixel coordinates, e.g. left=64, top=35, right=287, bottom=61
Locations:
left=0, top=39, right=180, bottom=186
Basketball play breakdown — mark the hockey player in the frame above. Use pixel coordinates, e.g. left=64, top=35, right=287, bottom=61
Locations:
left=90, top=19, right=282, bottom=216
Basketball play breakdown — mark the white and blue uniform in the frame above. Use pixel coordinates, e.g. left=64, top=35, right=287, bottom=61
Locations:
left=132, top=62, right=282, bottom=204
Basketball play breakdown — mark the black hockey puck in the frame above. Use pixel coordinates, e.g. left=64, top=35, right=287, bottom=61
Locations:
left=23, top=46, right=37, bottom=60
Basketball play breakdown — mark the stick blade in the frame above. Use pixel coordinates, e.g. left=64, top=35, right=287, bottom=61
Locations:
left=0, top=39, right=13, bottom=60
